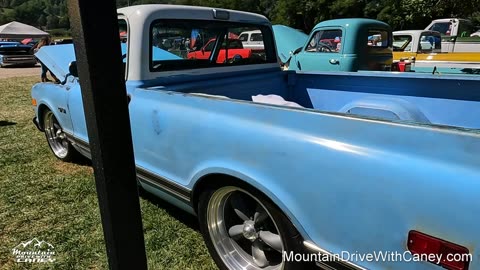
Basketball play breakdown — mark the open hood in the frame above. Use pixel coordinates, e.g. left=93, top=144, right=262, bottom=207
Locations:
left=35, top=44, right=76, bottom=82
left=35, top=43, right=180, bottom=82
left=272, top=25, right=308, bottom=63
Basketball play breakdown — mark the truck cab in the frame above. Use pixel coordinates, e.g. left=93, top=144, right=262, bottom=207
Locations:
left=425, top=18, right=480, bottom=52
left=393, top=30, right=480, bottom=74
left=274, top=18, right=393, bottom=72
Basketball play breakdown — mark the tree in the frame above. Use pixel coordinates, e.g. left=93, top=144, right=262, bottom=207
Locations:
left=46, top=14, right=58, bottom=29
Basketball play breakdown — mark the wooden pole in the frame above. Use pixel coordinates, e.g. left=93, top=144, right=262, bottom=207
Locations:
left=67, top=0, right=148, bottom=269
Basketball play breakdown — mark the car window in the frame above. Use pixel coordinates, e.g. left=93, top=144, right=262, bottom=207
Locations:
left=238, top=34, right=248, bottom=42
left=419, top=33, right=441, bottom=52
left=222, top=39, right=243, bottom=49
left=458, top=21, right=475, bottom=37
left=368, top=30, right=390, bottom=48
left=393, top=35, right=412, bottom=51
left=204, top=40, right=215, bottom=51
left=250, top=33, right=263, bottom=41
left=118, top=18, right=128, bottom=64
left=429, top=22, right=452, bottom=35
left=305, top=29, right=342, bottom=53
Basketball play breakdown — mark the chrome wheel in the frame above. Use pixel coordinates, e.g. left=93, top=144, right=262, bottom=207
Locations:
left=207, top=186, right=285, bottom=270
left=44, top=111, right=69, bottom=159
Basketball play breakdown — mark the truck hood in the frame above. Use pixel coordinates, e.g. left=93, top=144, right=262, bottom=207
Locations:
left=35, top=43, right=181, bottom=82
left=272, top=25, right=308, bottom=63
left=35, top=44, right=77, bottom=82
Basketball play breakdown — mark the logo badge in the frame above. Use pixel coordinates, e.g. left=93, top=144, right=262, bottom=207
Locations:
left=12, top=238, right=56, bottom=263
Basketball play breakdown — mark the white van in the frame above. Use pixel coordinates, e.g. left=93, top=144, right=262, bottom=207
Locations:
left=238, top=30, right=264, bottom=50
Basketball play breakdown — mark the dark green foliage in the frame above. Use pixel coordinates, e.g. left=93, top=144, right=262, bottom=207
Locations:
left=1, top=0, right=480, bottom=40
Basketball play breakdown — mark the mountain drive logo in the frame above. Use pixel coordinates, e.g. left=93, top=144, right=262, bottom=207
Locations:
left=11, top=238, right=56, bottom=263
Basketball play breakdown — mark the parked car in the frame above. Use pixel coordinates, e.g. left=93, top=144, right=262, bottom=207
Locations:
left=187, top=38, right=252, bottom=63
left=0, top=43, right=37, bottom=67
left=32, top=5, right=480, bottom=270
left=238, top=30, right=264, bottom=50
left=274, top=18, right=393, bottom=72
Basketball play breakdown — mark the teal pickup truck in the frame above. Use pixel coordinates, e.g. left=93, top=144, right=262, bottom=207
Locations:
left=274, top=18, right=393, bottom=72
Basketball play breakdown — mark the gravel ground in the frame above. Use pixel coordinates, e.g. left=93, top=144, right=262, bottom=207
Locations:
left=0, top=65, right=41, bottom=80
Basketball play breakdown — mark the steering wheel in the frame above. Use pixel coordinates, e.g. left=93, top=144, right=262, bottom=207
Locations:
left=226, top=54, right=243, bottom=64
left=316, top=43, right=332, bottom=52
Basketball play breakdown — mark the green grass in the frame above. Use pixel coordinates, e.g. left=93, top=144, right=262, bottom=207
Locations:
left=0, top=76, right=217, bottom=270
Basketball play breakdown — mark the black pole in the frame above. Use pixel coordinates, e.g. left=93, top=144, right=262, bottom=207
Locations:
left=67, top=1, right=148, bottom=269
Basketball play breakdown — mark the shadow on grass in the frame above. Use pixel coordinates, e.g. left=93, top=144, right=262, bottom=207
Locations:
left=139, top=188, right=200, bottom=231
left=0, top=120, right=16, bottom=126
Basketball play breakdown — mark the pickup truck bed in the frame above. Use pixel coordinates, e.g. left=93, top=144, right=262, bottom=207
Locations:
left=141, top=68, right=480, bottom=129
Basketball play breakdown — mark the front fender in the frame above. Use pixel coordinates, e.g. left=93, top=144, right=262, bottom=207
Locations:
left=31, top=82, right=73, bottom=134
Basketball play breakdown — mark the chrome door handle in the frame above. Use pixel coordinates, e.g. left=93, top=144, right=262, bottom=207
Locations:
left=329, top=59, right=339, bottom=65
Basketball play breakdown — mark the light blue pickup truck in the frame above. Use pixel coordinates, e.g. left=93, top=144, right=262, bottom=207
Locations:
left=32, top=4, right=480, bottom=270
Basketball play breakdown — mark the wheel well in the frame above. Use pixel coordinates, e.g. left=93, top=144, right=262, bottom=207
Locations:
left=191, top=173, right=308, bottom=248
left=37, top=104, right=50, bottom=130
left=191, top=173, right=278, bottom=216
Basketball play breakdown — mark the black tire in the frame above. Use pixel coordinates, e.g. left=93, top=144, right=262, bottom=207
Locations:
left=198, top=180, right=308, bottom=270
left=42, top=109, right=79, bottom=162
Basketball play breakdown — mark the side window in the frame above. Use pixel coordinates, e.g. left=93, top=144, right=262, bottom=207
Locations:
left=393, top=35, right=412, bottom=52
left=227, top=40, right=243, bottom=49
left=118, top=19, right=128, bottom=43
left=429, top=22, right=452, bottom=35
left=250, top=33, right=263, bottom=41
left=204, top=40, right=215, bottom=51
left=367, top=30, right=389, bottom=48
left=118, top=18, right=128, bottom=65
left=419, top=34, right=441, bottom=52
left=458, top=21, right=474, bottom=37
left=238, top=34, right=248, bottom=42
left=305, top=29, right=342, bottom=53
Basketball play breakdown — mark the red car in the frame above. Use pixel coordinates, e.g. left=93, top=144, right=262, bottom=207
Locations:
left=187, top=38, right=252, bottom=63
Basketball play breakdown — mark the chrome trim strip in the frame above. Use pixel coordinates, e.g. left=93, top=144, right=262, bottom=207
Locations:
left=136, top=166, right=191, bottom=204
left=303, top=241, right=367, bottom=270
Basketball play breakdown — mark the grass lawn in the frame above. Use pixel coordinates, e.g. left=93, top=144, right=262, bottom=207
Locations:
left=0, top=76, right=217, bottom=270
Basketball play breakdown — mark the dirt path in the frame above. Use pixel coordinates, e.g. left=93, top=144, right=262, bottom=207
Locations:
left=0, top=65, right=41, bottom=80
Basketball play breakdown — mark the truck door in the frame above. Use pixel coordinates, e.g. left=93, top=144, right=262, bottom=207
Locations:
left=69, top=17, right=129, bottom=144
left=393, top=34, right=416, bottom=61
left=295, top=28, right=343, bottom=72
left=428, top=20, right=455, bottom=52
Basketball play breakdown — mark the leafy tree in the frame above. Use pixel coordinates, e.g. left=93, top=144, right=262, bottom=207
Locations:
left=1, top=0, right=480, bottom=32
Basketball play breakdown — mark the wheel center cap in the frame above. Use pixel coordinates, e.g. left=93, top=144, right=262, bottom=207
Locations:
left=242, top=221, right=257, bottom=240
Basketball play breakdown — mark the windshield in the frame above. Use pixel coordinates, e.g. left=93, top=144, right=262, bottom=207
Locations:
left=393, top=35, right=412, bottom=51
left=149, top=19, right=276, bottom=71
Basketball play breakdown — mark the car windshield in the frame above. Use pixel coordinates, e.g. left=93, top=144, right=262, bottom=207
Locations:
left=149, top=19, right=276, bottom=71
left=393, top=35, right=412, bottom=51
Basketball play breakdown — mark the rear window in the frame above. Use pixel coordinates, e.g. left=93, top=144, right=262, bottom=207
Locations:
left=368, top=30, right=390, bottom=48
left=149, top=19, right=276, bottom=72
left=429, top=22, right=452, bottom=35
left=250, top=33, right=263, bottom=41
